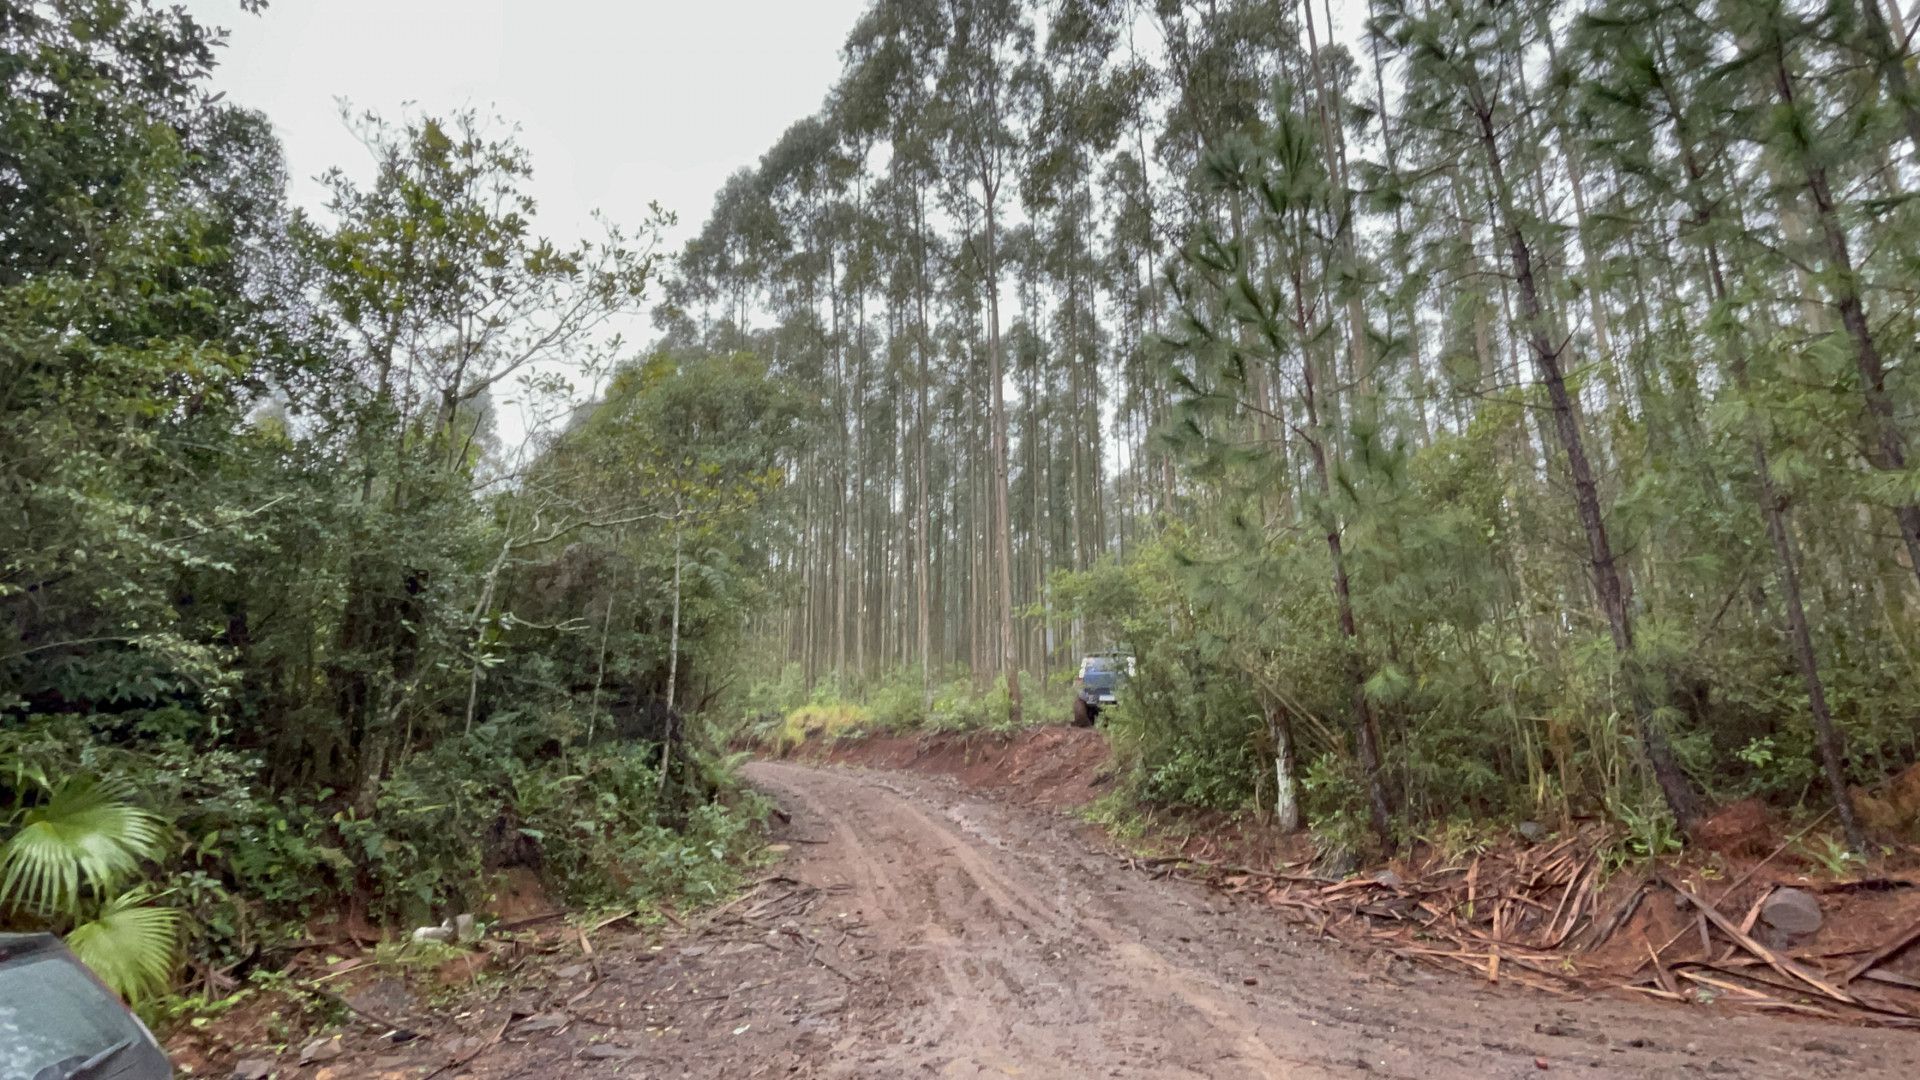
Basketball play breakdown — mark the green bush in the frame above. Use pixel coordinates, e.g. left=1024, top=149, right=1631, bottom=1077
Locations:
left=0, top=707, right=766, bottom=1001
left=740, top=666, right=1063, bottom=748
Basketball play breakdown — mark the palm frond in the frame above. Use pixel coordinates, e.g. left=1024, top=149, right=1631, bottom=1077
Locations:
left=65, top=891, right=179, bottom=1004
left=0, top=777, right=166, bottom=917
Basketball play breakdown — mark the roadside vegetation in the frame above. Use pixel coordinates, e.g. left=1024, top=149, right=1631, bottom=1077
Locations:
left=1, top=0, right=789, bottom=1009
left=737, top=665, right=1072, bottom=753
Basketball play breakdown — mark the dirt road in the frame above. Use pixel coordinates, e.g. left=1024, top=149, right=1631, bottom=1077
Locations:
left=447, top=760, right=1914, bottom=1078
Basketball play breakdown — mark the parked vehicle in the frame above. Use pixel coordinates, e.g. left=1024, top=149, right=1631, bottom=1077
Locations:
left=0, top=933, right=172, bottom=1080
left=1071, top=652, right=1133, bottom=727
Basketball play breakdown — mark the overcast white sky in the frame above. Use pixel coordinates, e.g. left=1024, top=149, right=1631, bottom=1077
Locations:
left=183, top=0, right=869, bottom=254
left=180, top=0, right=870, bottom=447
left=179, top=0, right=1375, bottom=452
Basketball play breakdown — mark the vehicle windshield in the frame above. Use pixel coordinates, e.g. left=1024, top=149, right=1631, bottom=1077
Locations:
left=0, top=953, right=149, bottom=1080
left=1078, top=656, right=1131, bottom=691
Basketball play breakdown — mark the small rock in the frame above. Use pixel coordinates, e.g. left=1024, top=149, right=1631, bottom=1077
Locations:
left=1761, top=888, right=1824, bottom=936
left=1371, top=870, right=1404, bottom=890
left=1517, top=821, right=1549, bottom=843
left=554, top=962, right=591, bottom=980
left=1242, top=976, right=1259, bottom=986
left=230, top=1060, right=273, bottom=1080
left=1801, top=1039, right=1850, bottom=1056
left=517, top=1012, right=569, bottom=1033
left=411, top=925, right=454, bottom=944
left=299, top=1037, right=343, bottom=1065
left=453, top=913, right=477, bottom=943
left=1534, top=1058, right=1550, bottom=1070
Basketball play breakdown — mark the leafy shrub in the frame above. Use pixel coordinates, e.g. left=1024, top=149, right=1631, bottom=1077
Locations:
left=773, top=703, right=872, bottom=752
left=1300, top=752, right=1371, bottom=864
left=927, top=675, right=1015, bottom=732
left=745, top=666, right=1063, bottom=749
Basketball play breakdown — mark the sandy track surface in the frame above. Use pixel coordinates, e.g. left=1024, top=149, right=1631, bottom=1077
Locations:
left=442, top=761, right=1914, bottom=1079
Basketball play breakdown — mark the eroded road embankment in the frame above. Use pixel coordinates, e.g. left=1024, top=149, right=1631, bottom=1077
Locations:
left=454, top=761, right=1914, bottom=1079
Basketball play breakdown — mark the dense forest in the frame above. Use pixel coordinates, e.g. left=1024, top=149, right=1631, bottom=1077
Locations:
left=1, top=0, right=793, bottom=1002
left=5, top=0, right=1920, bottom=1009
left=685, top=0, right=1920, bottom=859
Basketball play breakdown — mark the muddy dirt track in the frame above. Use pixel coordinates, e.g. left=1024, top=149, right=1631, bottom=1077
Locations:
left=430, top=759, right=1920, bottom=1079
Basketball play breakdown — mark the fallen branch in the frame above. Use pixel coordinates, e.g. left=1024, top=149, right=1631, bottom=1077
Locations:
left=1841, top=918, right=1920, bottom=987
left=1663, top=876, right=1857, bottom=1005
left=577, top=927, right=600, bottom=983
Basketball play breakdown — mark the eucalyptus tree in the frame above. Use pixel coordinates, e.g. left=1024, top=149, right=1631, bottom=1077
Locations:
left=935, top=0, right=1039, bottom=718
left=1029, top=5, right=1134, bottom=663
left=844, top=0, right=950, bottom=694
left=652, top=0, right=1920, bottom=850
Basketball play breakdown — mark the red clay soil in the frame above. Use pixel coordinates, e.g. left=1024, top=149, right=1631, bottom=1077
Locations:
left=181, top=758, right=1919, bottom=1078
left=787, top=722, right=1117, bottom=808
left=790, top=724, right=1920, bottom=1026
left=175, top=727, right=1920, bottom=1079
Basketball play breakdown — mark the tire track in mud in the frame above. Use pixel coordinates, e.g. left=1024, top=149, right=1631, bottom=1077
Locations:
left=867, top=773, right=1327, bottom=1077
left=773, top=762, right=1105, bottom=1075
left=746, top=760, right=1918, bottom=1080
left=759, top=761, right=1359, bottom=1078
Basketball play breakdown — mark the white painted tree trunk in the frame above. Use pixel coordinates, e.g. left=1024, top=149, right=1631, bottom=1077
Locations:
left=1271, top=708, right=1300, bottom=833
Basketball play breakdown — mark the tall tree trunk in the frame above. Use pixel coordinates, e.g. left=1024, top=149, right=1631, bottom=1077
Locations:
left=659, top=513, right=683, bottom=799
left=1468, top=78, right=1701, bottom=829
left=1305, top=381, right=1392, bottom=845
left=1269, top=704, right=1301, bottom=832
left=1287, top=256, right=1392, bottom=846
left=985, top=193, right=1023, bottom=724
left=916, top=192, right=935, bottom=703
left=1860, top=0, right=1920, bottom=158
left=1657, top=62, right=1866, bottom=846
